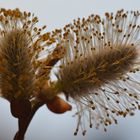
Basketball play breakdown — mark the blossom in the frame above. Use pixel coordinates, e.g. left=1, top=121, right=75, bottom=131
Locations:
left=0, top=8, right=64, bottom=101
left=52, top=9, right=140, bottom=135
left=0, top=8, right=66, bottom=118
left=0, top=8, right=140, bottom=137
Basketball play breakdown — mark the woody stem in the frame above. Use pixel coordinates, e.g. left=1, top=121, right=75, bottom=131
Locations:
left=13, top=102, right=44, bottom=140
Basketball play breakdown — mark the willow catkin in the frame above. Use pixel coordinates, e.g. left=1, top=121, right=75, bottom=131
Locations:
left=0, top=8, right=58, bottom=101
left=0, top=8, right=67, bottom=118
left=52, top=10, right=140, bottom=134
left=0, top=30, right=33, bottom=100
left=1, top=8, right=140, bottom=136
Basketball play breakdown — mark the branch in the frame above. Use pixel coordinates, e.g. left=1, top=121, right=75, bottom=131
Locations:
left=14, top=101, right=44, bottom=140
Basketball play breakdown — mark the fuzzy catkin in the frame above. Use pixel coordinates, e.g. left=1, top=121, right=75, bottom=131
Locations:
left=52, top=10, right=140, bottom=134
left=0, top=8, right=53, bottom=101
left=0, top=30, right=33, bottom=100
left=0, top=8, right=140, bottom=136
left=58, top=45, right=138, bottom=98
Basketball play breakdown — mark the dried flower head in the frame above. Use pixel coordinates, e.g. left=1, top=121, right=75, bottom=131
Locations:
left=52, top=9, right=140, bottom=135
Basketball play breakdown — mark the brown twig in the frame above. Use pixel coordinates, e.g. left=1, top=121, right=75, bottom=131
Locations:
left=14, top=102, right=44, bottom=140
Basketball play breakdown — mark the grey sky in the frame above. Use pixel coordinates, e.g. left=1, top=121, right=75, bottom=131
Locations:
left=0, top=0, right=140, bottom=140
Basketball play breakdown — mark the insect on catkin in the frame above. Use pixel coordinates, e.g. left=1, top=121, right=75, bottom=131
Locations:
left=52, top=10, right=140, bottom=135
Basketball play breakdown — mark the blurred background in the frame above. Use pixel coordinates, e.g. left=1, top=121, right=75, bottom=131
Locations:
left=0, top=0, right=140, bottom=140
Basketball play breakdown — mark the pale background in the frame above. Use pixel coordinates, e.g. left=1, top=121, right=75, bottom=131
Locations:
left=0, top=0, right=140, bottom=140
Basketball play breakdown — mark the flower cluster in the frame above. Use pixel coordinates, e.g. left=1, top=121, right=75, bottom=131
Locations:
left=53, top=9, right=140, bottom=135
left=0, top=8, right=65, bottom=101
left=0, top=8, right=140, bottom=137
left=0, top=8, right=66, bottom=119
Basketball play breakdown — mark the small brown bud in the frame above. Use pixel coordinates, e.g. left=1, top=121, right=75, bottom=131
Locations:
left=46, top=96, right=72, bottom=114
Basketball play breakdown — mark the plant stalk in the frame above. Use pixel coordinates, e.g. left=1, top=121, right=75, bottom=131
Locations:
left=13, top=102, right=44, bottom=140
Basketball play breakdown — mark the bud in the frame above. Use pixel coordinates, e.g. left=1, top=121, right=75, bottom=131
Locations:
left=46, top=96, right=72, bottom=114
